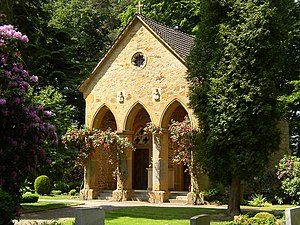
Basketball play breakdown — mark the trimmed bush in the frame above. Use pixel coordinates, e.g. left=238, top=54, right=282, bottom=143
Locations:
left=0, top=190, right=14, bottom=225
left=51, top=190, right=62, bottom=195
left=34, top=175, right=51, bottom=195
left=53, top=181, right=70, bottom=194
left=69, top=189, right=77, bottom=196
left=21, top=193, right=39, bottom=203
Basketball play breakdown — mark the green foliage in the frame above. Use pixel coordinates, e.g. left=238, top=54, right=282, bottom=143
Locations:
left=276, top=155, right=300, bottom=204
left=116, top=0, right=201, bottom=34
left=0, top=189, right=14, bottom=225
left=21, top=193, right=39, bottom=203
left=248, top=194, right=272, bottom=207
left=34, top=175, right=51, bottom=195
left=51, top=190, right=62, bottom=195
left=187, top=0, right=293, bottom=215
left=232, top=212, right=276, bottom=225
left=69, top=189, right=77, bottom=196
left=53, top=181, right=70, bottom=193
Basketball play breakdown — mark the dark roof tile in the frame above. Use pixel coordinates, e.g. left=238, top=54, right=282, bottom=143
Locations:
left=138, top=15, right=195, bottom=61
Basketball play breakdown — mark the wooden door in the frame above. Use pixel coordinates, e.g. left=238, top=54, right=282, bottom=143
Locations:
left=133, top=149, right=149, bottom=190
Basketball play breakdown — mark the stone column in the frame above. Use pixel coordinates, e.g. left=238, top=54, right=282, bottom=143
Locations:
left=112, top=131, right=133, bottom=201
left=149, top=131, right=169, bottom=203
left=80, top=158, right=96, bottom=200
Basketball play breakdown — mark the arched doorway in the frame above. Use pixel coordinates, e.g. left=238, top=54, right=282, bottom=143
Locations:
left=161, top=100, right=190, bottom=191
left=92, top=105, right=117, bottom=190
left=125, top=104, right=151, bottom=190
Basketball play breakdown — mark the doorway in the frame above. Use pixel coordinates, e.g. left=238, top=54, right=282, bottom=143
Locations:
left=133, top=149, right=149, bottom=190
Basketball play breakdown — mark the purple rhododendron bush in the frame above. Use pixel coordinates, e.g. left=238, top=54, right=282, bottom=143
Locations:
left=0, top=24, right=57, bottom=218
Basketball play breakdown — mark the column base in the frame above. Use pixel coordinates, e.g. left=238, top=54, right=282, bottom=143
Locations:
left=148, top=191, right=169, bottom=203
left=80, top=188, right=95, bottom=200
left=187, top=191, right=204, bottom=205
left=112, top=189, right=133, bottom=201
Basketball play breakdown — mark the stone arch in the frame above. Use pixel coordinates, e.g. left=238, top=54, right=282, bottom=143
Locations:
left=90, top=104, right=117, bottom=192
left=161, top=99, right=191, bottom=191
left=124, top=102, right=152, bottom=190
left=160, top=99, right=190, bottom=129
left=124, top=101, right=152, bottom=131
left=92, top=104, right=117, bottom=130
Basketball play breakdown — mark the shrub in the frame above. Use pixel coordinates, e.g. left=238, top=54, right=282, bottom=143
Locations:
left=232, top=212, right=277, bottom=225
left=34, top=175, right=51, bottom=195
left=0, top=190, right=14, bottom=225
left=248, top=194, right=272, bottom=207
left=69, top=189, right=77, bottom=196
left=21, top=193, right=39, bottom=203
left=276, top=155, right=300, bottom=204
left=51, top=190, right=62, bottom=195
left=53, top=181, right=70, bottom=193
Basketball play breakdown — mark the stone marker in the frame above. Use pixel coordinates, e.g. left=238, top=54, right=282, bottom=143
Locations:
left=75, top=207, right=105, bottom=225
left=190, top=214, right=210, bottom=225
left=285, top=206, right=300, bottom=225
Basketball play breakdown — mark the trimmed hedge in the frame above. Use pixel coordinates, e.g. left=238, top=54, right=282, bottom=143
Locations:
left=21, top=193, right=39, bottom=203
left=34, top=175, right=51, bottom=195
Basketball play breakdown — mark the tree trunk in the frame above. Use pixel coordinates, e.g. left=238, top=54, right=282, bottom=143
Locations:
left=227, top=177, right=242, bottom=216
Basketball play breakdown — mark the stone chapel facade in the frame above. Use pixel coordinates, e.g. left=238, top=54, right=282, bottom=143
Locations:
left=79, top=14, right=208, bottom=202
left=79, top=14, right=289, bottom=202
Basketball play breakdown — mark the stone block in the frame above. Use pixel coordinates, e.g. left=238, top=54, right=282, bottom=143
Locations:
left=75, top=207, right=105, bottom=225
left=285, top=206, right=300, bottom=225
left=190, top=214, right=210, bottom=225
left=112, top=189, right=133, bottom=201
left=148, top=191, right=169, bottom=203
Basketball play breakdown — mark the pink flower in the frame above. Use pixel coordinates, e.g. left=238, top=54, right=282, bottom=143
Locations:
left=30, top=75, right=38, bottom=82
left=44, top=110, right=52, bottom=117
left=21, top=35, right=29, bottom=43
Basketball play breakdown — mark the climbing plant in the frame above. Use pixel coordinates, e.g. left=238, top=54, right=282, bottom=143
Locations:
left=168, top=116, right=202, bottom=175
left=62, top=126, right=133, bottom=187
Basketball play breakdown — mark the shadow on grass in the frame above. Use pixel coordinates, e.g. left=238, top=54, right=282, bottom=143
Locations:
left=21, top=201, right=81, bottom=213
left=105, top=206, right=231, bottom=222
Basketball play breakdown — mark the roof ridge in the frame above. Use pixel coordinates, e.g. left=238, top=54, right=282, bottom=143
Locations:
left=137, top=14, right=195, bottom=38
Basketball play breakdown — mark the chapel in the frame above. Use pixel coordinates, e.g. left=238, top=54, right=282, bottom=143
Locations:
left=79, top=14, right=209, bottom=202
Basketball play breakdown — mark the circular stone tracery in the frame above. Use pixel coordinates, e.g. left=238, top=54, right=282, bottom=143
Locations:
left=131, top=52, right=146, bottom=68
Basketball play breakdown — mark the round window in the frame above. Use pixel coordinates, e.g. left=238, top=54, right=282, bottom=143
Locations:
left=131, top=52, right=146, bottom=68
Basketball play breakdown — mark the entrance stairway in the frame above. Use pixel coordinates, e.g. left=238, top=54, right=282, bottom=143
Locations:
left=131, top=190, right=149, bottom=201
left=97, top=190, right=114, bottom=200
left=96, top=190, right=189, bottom=203
left=168, top=191, right=189, bottom=204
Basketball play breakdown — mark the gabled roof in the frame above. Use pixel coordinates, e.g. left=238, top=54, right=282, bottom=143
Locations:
left=80, top=14, right=195, bottom=93
left=139, top=15, right=194, bottom=60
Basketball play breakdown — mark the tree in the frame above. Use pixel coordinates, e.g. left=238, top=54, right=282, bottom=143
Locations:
left=0, top=24, right=57, bottom=218
left=116, top=0, right=201, bottom=34
left=187, top=0, right=293, bottom=216
left=28, top=86, right=79, bottom=183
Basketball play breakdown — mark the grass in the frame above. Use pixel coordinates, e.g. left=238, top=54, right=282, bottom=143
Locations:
left=39, top=195, right=79, bottom=200
left=21, top=201, right=82, bottom=213
left=20, top=200, right=291, bottom=225
left=105, top=206, right=231, bottom=225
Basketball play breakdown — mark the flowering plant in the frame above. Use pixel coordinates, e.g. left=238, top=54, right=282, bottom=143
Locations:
left=276, top=155, right=300, bottom=204
left=0, top=24, right=57, bottom=219
left=62, top=126, right=133, bottom=187
left=143, top=122, right=163, bottom=135
left=169, top=116, right=201, bottom=175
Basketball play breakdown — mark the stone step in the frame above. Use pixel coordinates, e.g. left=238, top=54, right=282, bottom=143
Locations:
left=97, top=190, right=113, bottom=200
left=131, top=190, right=149, bottom=201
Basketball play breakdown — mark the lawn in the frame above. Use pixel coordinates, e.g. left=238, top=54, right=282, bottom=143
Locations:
left=105, top=206, right=231, bottom=225
left=21, top=201, right=82, bottom=213
left=20, top=198, right=291, bottom=225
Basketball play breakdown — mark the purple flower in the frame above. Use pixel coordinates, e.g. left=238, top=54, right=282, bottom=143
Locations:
left=20, top=35, right=29, bottom=43
left=30, top=75, right=38, bottom=83
left=13, top=31, right=22, bottom=39
left=44, top=110, right=52, bottom=117
left=0, top=98, right=6, bottom=105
